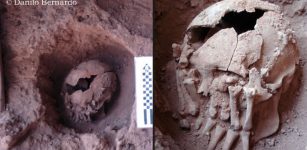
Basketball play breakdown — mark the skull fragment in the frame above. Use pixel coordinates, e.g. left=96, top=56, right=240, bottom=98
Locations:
left=173, top=0, right=299, bottom=149
left=62, top=60, right=117, bottom=122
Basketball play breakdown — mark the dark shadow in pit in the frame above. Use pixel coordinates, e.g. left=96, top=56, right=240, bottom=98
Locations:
left=277, top=64, right=303, bottom=125
left=37, top=43, right=134, bottom=133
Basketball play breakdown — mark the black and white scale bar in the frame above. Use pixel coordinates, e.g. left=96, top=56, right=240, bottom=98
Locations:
left=135, top=57, right=153, bottom=128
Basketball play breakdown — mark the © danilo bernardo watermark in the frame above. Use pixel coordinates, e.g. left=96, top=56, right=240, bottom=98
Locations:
left=6, top=0, right=78, bottom=6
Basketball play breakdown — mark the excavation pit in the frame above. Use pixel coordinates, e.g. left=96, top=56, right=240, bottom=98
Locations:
left=37, top=43, right=135, bottom=133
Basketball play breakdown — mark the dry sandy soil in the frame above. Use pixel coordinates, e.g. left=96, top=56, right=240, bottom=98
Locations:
left=154, top=0, right=307, bottom=149
left=0, top=0, right=152, bottom=149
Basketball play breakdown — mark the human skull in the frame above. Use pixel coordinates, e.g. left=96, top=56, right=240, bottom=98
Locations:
left=173, top=0, right=299, bottom=149
left=62, top=60, right=117, bottom=122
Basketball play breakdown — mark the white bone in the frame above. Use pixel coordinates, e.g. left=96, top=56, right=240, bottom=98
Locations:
left=228, top=86, right=242, bottom=130
left=228, top=30, right=263, bottom=77
left=241, top=131, right=250, bottom=150
left=197, top=70, right=213, bottom=96
left=243, top=87, right=255, bottom=131
left=202, top=118, right=217, bottom=136
left=176, top=70, right=199, bottom=116
left=208, top=125, right=226, bottom=150
left=209, top=101, right=218, bottom=119
left=222, top=129, right=239, bottom=150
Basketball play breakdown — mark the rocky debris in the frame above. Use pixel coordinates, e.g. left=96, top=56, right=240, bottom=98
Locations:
left=0, top=111, right=28, bottom=149
left=266, top=138, right=276, bottom=147
left=80, top=134, right=110, bottom=150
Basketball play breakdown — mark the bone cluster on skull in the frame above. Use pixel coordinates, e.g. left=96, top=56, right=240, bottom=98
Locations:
left=173, top=0, right=299, bottom=149
left=62, top=60, right=117, bottom=122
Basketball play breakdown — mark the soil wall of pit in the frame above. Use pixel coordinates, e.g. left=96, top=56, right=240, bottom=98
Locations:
left=0, top=0, right=152, bottom=149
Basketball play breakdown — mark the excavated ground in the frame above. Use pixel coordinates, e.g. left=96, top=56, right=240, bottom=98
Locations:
left=0, top=0, right=152, bottom=149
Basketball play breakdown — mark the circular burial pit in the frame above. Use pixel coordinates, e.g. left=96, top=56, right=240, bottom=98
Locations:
left=37, top=42, right=135, bottom=133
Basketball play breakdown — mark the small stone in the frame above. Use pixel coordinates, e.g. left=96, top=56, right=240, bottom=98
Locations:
left=267, top=138, right=275, bottom=147
left=281, top=128, right=286, bottom=134
left=179, top=119, right=190, bottom=130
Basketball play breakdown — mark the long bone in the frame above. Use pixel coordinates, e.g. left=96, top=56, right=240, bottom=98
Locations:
left=242, top=68, right=272, bottom=149
left=208, top=125, right=226, bottom=150
left=228, top=86, right=242, bottom=130
left=241, top=131, right=250, bottom=150
left=222, top=129, right=239, bottom=150
left=202, top=117, right=217, bottom=136
left=176, top=69, right=199, bottom=116
left=203, top=93, right=218, bottom=136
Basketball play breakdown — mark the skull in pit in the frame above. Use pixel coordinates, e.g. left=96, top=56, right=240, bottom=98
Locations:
left=62, top=60, right=117, bottom=122
left=173, top=0, right=299, bottom=149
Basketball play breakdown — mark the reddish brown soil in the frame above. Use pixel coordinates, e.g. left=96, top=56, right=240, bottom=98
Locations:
left=0, top=0, right=152, bottom=149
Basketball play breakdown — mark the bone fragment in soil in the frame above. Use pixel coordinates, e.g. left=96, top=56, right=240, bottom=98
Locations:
left=208, top=125, right=226, bottom=150
left=220, top=99, right=230, bottom=121
left=197, top=69, right=213, bottom=96
left=208, top=99, right=218, bottom=119
left=228, top=86, right=242, bottom=130
left=178, top=44, right=193, bottom=68
left=176, top=69, right=199, bottom=116
left=203, top=117, right=217, bottom=136
left=222, top=129, right=239, bottom=150
left=241, top=131, right=250, bottom=150
left=243, top=87, right=255, bottom=131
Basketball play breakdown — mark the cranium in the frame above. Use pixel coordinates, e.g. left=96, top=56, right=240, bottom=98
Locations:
left=173, top=0, right=299, bottom=149
left=62, top=60, right=117, bottom=121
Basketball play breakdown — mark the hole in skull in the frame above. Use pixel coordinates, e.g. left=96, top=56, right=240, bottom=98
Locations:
left=221, top=9, right=265, bottom=34
left=189, top=9, right=265, bottom=44
left=62, top=60, right=117, bottom=122
left=65, top=75, right=97, bottom=95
